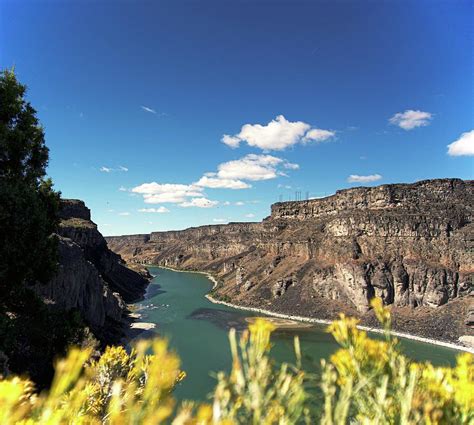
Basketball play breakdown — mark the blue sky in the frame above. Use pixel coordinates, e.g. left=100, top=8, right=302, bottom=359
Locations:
left=1, top=0, right=472, bottom=236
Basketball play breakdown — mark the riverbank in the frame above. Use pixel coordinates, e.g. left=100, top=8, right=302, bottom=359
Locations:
left=150, top=265, right=474, bottom=354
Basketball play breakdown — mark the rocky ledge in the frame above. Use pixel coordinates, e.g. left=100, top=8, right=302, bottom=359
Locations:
left=106, top=178, right=473, bottom=345
left=34, top=199, right=149, bottom=343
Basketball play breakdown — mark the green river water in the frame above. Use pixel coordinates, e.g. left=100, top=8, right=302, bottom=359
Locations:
left=133, top=267, right=459, bottom=402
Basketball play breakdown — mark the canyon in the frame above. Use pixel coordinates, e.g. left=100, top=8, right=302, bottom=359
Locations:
left=34, top=199, right=149, bottom=343
left=106, top=178, right=474, bottom=344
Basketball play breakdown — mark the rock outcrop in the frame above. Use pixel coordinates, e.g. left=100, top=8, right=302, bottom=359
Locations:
left=106, top=179, right=474, bottom=343
left=34, top=199, right=148, bottom=342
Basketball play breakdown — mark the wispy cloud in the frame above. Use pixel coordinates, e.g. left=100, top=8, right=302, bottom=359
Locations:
left=245, top=213, right=255, bottom=218
left=179, top=198, right=219, bottom=208
left=119, top=186, right=128, bottom=192
left=118, top=212, right=131, bottom=216
left=447, top=130, right=474, bottom=157
left=213, top=218, right=228, bottom=223
left=138, top=207, right=170, bottom=213
left=389, top=110, right=432, bottom=130
left=141, top=105, right=156, bottom=114
left=222, top=201, right=248, bottom=206
left=302, top=128, right=336, bottom=142
left=100, top=166, right=128, bottom=173
left=347, top=174, right=382, bottom=183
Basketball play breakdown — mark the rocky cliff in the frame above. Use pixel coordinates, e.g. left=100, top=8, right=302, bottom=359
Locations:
left=106, top=179, right=474, bottom=343
left=34, top=199, right=149, bottom=342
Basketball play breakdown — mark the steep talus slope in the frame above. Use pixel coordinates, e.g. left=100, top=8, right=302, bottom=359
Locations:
left=34, top=199, right=149, bottom=342
left=106, top=179, right=474, bottom=343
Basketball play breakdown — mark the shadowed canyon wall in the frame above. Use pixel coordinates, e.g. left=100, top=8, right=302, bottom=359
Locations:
left=34, top=199, right=148, bottom=342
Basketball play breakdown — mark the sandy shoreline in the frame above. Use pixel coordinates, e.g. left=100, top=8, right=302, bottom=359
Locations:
left=150, top=265, right=474, bottom=354
left=130, top=322, right=156, bottom=330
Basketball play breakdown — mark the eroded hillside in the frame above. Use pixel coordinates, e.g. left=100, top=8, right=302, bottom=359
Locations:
left=106, top=179, right=474, bottom=343
left=34, top=199, right=149, bottom=343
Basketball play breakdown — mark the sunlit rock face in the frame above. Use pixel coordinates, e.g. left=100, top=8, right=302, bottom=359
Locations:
left=106, top=179, right=474, bottom=342
left=34, top=199, right=148, bottom=342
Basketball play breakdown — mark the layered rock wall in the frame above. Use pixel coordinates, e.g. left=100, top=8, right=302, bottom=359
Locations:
left=106, top=179, right=474, bottom=342
left=34, top=200, right=148, bottom=340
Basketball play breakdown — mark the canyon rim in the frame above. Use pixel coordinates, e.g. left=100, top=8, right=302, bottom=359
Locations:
left=107, top=178, right=474, bottom=346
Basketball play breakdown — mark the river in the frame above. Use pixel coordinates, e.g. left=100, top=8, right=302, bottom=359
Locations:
left=132, top=266, right=459, bottom=401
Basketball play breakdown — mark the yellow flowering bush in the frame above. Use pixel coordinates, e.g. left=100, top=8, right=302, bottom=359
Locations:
left=0, top=300, right=472, bottom=424
left=210, top=319, right=309, bottom=424
left=321, top=298, right=473, bottom=424
left=0, top=340, right=185, bottom=424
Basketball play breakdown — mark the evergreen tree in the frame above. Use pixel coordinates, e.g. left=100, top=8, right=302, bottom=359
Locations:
left=0, top=69, right=83, bottom=386
left=0, top=68, right=60, bottom=300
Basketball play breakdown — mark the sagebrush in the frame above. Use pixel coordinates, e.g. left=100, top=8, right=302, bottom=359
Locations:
left=1, top=298, right=472, bottom=424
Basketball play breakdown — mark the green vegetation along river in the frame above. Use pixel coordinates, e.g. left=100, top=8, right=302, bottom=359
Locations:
left=133, top=267, right=459, bottom=401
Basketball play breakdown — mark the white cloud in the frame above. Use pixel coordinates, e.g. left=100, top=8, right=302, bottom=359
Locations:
left=278, top=184, right=292, bottom=189
left=100, top=166, right=128, bottom=173
left=283, top=162, right=299, bottom=170
left=118, top=212, right=131, bottom=216
left=141, top=105, right=156, bottom=114
left=235, top=201, right=245, bottom=206
left=118, top=186, right=127, bottom=192
left=347, top=174, right=382, bottom=183
left=192, top=154, right=298, bottom=191
left=143, top=193, right=186, bottom=204
left=179, top=198, right=219, bottom=208
left=131, top=181, right=221, bottom=207
left=132, top=154, right=299, bottom=210
left=221, top=134, right=241, bottom=148
left=245, top=213, right=255, bottom=218
left=132, top=182, right=204, bottom=204
left=195, top=175, right=251, bottom=189
left=138, top=207, right=170, bottom=213
left=194, top=154, right=297, bottom=189
left=447, top=130, right=474, bottom=156
left=216, top=154, right=298, bottom=181
left=132, top=182, right=201, bottom=195
left=303, top=128, right=336, bottom=142
left=213, top=218, right=227, bottom=223
left=389, top=110, right=432, bottom=130
left=222, top=115, right=334, bottom=150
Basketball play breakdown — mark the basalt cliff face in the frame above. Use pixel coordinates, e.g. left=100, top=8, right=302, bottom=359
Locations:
left=34, top=199, right=148, bottom=342
left=106, top=179, right=474, bottom=343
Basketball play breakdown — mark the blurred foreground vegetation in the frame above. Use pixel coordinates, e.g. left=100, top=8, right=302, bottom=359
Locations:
left=0, top=299, right=472, bottom=424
